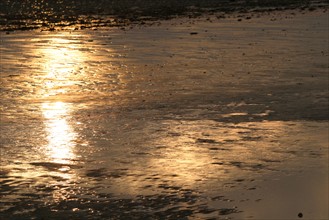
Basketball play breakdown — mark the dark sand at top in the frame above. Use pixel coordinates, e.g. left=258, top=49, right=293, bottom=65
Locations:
left=1, top=0, right=328, bottom=31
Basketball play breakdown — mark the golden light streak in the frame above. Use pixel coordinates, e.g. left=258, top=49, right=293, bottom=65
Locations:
left=41, top=101, right=76, bottom=164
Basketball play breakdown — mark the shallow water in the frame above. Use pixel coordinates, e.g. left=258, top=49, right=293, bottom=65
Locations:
left=0, top=11, right=328, bottom=219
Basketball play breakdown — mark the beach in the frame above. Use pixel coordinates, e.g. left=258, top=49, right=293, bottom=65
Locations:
left=0, top=7, right=328, bottom=220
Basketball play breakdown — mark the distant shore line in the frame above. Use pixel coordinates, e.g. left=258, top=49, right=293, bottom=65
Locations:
left=1, top=0, right=328, bottom=32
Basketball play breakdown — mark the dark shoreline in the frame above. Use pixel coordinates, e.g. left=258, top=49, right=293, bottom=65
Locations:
left=1, top=0, right=328, bottom=31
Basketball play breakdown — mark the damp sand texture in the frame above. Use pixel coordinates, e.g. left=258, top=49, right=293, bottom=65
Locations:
left=0, top=9, right=328, bottom=220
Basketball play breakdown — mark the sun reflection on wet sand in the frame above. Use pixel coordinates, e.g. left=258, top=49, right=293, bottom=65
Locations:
left=34, top=34, right=85, bottom=164
left=37, top=35, right=87, bottom=99
left=41, top=101, right=77, bottom=164
left=35, top=35, right=87, bottom=201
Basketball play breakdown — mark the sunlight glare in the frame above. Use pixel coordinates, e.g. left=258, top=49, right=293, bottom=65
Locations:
left=42, top=102, right=77, bottom=164
left=37, top=34, right=87, bottom=99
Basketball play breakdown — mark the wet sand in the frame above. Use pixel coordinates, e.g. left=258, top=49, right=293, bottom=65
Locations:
left=0, top=9, right=328, bottom=219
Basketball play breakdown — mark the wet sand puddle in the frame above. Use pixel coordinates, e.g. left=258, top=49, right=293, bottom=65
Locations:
left=0, top=11, right=328, bottom=219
